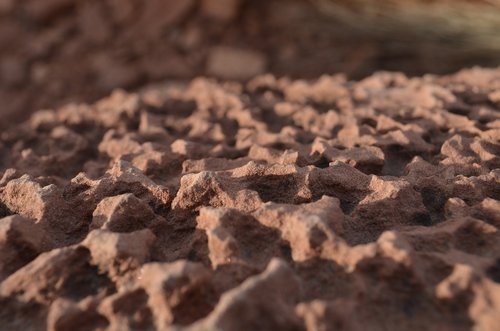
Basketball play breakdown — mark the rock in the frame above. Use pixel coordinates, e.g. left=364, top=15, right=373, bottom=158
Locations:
left=98, top=131, right=142, bottom=159
left=348, top=175, right=430, bottom=243
left=252, top=196, right=344, bottom=261
left=311, top=138, right=384, bottom=173
left=296, top=300, right=358, bottom=331
left=206, top=47, right=267, bottom=81
left=0, top=246, right=114, bottom=304
left=1, top=64, right=500, bottom=330
left=0, top=215, right=51, bottom=281
left=197, top=207, right=285, bottom=268
left=1, top=175, right=61, bottom=222
left=47, top=298, right=108, bottom=331
left=171, top=170, right=263, bottom=212
left=82, top=229, right=156, bottom=275
left=476, top=198, right=500, bottom=226
left=182, top=259, right=303, bottom=331
left=138, top=260, right=214, bottom=328
left=91, top=193, right=157, bottom=233
left=70, top=160, right=173, bottom=212
left=435, top=264, right=479, bottom=300
left=97, top=288, right=154, bottom=331
left=1, top=175, right=85, bottom=244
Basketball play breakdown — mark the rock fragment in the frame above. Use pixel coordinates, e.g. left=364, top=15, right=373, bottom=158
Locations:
left=1, top=175, right=85, bottom=244
left=91, top=193, right=158, bottom=233
left=253, top=196, right=344, bottom=261
left=138, top=261, right=214, bottom=328
left=82, top=229, right=156, bottom=277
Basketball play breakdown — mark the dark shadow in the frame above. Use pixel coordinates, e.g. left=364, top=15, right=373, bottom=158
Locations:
left=0, top=297, right=47, bottom=331
left=107, top=288, right=154, bottom=330
left=356, top=162, right=385, bottom=176
left=381, top=144, right=417, bottom=176
left=218, top=210, right=292, bottom=268
left=246, top=174, right=307, bottom=204
left=487, top=258, right=500, bottom=284
left=60, top=247, right=116, bottom=301
left=446, top=101, right=471, bottom=116
left=8, top=129, right=102, bottom=180
left=310, top=101, right=339, bottom=114
left=1, top=231, right=40, bottom=282
left=452, top=221, right=500, bottom=257
left=312, top=156, right=331, bottom=169
left=341, top=191, right=436, bottom=245
left=294, top=257, right=354, bottom=301
left=150, top=212, right=205, bottom=263
left=246, top=88, right=290, bottom=134
left=307, top=170, right=371, bottom=215
left=419, top=186, right=447, bottom=224
left=170, top=282, right=218, bottom=326
left=353, top=255, right=473, bottom=330
left=159, top=99, right=197, bottom=118
left=0, top=201, right=12, bottom=218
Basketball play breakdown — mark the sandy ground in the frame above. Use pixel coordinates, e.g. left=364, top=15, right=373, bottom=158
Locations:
left=0, top=67, right=499, bottom=330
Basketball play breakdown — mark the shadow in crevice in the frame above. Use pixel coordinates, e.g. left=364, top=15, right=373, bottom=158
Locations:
left=1, top=231, right=40, bottom=282
left=310, top=182, right=370, bottom=215
left=0, top=297, right=47, bottom=331
left=341, top=192, right=436, bottom=245
left=247, top=88, right=290, bottom=134
left=244, top=168, right=370, bottom=213
left=419, top=186, right=447, bottom=224
left=0, top=201, right=12, bottom=218
left=353, top=255, right=474, bottom=330
left=487, top=258, right=500, bottom=284
left=150, top=212, right=207, bottom=265
left=381, top=145, right=418, bottom=176
left=246, top=174, right=308, bottom=204
left=60, top=247, right=116, bottom=301
left=294, top=257, right=354, bottom=302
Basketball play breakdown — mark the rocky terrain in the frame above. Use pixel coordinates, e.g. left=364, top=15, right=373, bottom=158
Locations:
left=0, top=66, right=499, bottom=330
left=2, top=0, right=500, bottom=127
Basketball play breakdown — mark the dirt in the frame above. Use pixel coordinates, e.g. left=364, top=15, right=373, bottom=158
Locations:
left=0, top=66, right=499, bottom=330
left=2, top=0, right=500, bottom=128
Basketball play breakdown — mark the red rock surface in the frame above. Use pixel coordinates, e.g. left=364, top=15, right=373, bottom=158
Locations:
left=0, top=67, right=500, bottom=330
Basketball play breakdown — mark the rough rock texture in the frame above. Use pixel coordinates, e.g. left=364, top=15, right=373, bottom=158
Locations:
left=0, top=67, right=500, bottom=330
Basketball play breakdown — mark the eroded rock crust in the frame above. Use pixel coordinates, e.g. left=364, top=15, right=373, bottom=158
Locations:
left=0, top=67, right=499, bottom=331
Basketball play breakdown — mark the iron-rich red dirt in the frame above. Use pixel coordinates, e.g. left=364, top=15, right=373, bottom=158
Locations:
left=0, top=67, right=499, bottom=331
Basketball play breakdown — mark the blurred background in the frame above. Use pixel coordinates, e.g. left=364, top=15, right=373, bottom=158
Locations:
left=0, top=0, right=499, bottom=127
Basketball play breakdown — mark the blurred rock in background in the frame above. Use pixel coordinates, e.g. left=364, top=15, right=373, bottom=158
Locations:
left=0, top=0, right=499, bottom=127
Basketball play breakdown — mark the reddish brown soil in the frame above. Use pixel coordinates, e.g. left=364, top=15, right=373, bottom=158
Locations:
left=0, top=67, right=499, bottom=330
left=2, top=0, right=500, bottom=128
